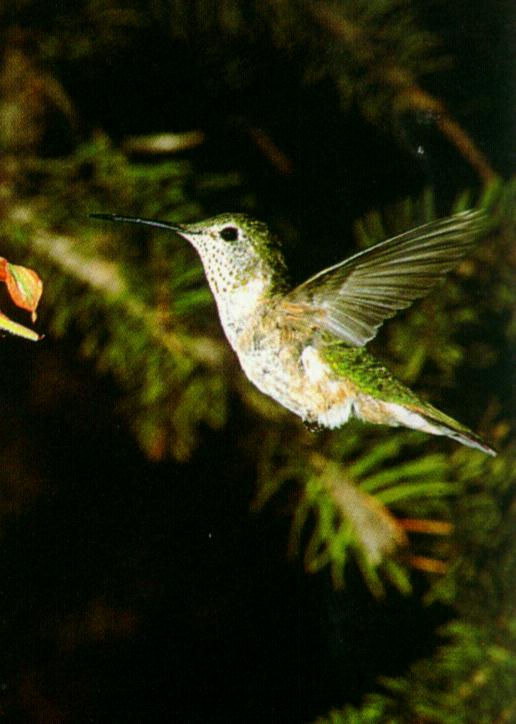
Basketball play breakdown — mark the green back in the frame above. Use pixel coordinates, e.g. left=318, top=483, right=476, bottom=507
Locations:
left=321, top=345, right=419, bottom=404
left=320, top=343, right=474, bottom=435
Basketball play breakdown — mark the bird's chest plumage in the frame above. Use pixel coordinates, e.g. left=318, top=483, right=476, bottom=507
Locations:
left=230, top=314, right=357, bottom=425
left=211, top=286, right=357, bottom=425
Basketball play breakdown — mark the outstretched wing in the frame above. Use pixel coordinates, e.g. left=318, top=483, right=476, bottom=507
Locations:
left=280, top=210, right=485, bottom=346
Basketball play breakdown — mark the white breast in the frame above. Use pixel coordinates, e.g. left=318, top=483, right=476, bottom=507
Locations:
left=212, top=276, right=268, bottom=349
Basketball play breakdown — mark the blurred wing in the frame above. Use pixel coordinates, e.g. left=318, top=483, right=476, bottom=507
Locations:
left=280, top=210, right=485, bottom=346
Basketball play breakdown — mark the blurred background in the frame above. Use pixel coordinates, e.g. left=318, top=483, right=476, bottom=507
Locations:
left=0, top=1, right=514, bottom=721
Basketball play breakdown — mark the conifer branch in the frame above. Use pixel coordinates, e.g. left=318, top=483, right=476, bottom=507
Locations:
left=7, top=204, right=225, bottom=368
left=309, top=1, right=497, bottom=184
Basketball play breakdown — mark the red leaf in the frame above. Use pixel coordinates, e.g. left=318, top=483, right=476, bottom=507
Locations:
left=0, top=256, right=43, bottom=340
left=0, top=257, right=43, bottom=321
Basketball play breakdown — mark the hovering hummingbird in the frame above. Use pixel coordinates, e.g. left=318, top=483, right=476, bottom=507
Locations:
left=91, top=209, right=495, bottom=455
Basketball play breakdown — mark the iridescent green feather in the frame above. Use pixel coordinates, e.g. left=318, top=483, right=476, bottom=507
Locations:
left=321, top=343, right=494, bottom=454
left=321, top=344, right=421, bottom=405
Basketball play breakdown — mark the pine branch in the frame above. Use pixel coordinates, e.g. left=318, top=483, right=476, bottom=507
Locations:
left=316, top=446, right=516, bottom=722
left=8, top=0, right=488, bottom=177
left=255, top=423, right=459, bottom=594
left=4, top=171, right=512, bottom=580
left=0, top=142, right=241, bottom=459
left=8, top=204, right=224, bottom=366
left=308, top=1, right=497, bottom=184
left=253, top=182, right=513, bottom=591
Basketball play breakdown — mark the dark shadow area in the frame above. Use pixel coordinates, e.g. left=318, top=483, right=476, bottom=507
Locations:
left=0, top=3, right=511, bottom=721
left=0, top=343, right=449, bottom=722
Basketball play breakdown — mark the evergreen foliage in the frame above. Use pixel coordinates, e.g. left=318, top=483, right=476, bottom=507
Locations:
left=318, top=447, right=516, bottom=722
left=0, top=0, right=513, bottom=720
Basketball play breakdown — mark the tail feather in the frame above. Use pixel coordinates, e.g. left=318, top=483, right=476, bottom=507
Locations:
left=434, top=424, right=497, bottom=456
left=413, top=403, right=497, bottom=456
left=375, top=400, right=497, bottom=456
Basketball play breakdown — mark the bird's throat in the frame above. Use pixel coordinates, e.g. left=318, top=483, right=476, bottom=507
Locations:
left=209, top=274, right=274, bottom=349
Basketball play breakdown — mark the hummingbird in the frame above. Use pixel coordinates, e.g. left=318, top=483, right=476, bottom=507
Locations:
left=91, top=209, right=495, bottom=455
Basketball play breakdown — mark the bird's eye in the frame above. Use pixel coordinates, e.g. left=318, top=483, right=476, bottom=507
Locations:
left=220, top=226, right=239, bottom=242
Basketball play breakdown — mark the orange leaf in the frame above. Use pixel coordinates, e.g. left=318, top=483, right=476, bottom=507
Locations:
left=0, top=257, right=43, bottom=322
left=0, top=256, right=43, bottom=340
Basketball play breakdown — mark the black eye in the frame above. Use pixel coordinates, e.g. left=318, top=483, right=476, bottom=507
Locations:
left=220, top=226, right=239, bottom=242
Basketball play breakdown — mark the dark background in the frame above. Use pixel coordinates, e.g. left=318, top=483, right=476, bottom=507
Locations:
left=0, top=2, right=513, bottom=721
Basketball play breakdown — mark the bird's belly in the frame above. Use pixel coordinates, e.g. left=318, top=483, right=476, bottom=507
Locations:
left=235, top=340, right=357, bottom=426
left=237, top=346, right=308, bottom=418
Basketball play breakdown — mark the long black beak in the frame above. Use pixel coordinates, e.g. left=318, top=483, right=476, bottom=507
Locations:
left=90, top=213, right=197, bottom=234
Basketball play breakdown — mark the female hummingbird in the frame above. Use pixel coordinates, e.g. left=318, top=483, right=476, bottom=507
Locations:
left=91, top=209, right=495, bottom=455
